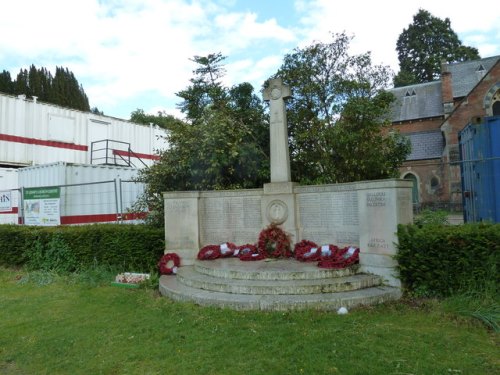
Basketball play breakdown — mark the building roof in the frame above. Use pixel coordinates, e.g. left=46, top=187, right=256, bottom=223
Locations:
left=405, top=130, right=444, bottom=160
left=390, top=55, right=500, bottom=123
left=390, top=81, right=443, bottom=122
left=448, top=55, right=499, bottom=98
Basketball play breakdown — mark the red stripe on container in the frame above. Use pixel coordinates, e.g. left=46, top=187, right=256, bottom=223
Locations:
left=112, top=149, right=160, bottom=160
left=60, top=212, right=147, bottom=224
left=0, top=133, right=87, bottom=151
left=0, top=207, right=18, bottom=214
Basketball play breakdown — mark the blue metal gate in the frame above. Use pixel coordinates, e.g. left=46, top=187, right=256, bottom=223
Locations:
left=459, top=116, right=500, bottom=223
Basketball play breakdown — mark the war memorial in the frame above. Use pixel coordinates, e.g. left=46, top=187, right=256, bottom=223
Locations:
left=159, top=78, right=414, bottom=310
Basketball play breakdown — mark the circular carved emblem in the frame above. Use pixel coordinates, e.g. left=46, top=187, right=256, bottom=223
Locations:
left=270, top=87, right=282, bottom=100
left=266, top=200, right=288, bottom=224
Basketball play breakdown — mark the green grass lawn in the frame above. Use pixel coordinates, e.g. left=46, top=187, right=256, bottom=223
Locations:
left=0, top=267, right=498, bottom=375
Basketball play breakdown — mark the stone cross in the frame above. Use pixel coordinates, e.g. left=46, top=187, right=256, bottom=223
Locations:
left=263, top=78, right=292, bottom=182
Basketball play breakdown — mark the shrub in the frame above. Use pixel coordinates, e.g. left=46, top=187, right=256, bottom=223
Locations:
left=396, top=223, right=500, bottom=298
left=0, top=224, right=164, bottom=273
left=414, top=209, right=449, bottom=226
left=0, top=225, right=34, bottom=267
left=26, top=233, right=79, bottom=274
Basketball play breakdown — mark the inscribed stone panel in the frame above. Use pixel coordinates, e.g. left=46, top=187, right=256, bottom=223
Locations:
left=298, top=190, right=359, bottom=246
left=199, top=195, right=262, bottom=245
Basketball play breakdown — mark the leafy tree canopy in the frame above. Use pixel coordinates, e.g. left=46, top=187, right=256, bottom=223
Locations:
left=394, top=9, right=480, bottom=87
left=136, top=54, right=269, bottom=226
left=130, top=108, right=183, bottom=130
left=271, top=32, right=410, bottom=184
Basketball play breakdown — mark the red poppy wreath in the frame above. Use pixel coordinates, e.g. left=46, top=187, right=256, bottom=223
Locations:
left=158, top=252, right=180, bottom=275
left=257, top=224, right=292, bottom=258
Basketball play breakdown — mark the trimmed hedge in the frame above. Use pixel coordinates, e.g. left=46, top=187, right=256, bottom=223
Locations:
left=0, top=225, right=34, bottom=267
left=0, top=224, right=165, bottom=272
left=396, top=223, right=500, bottom=297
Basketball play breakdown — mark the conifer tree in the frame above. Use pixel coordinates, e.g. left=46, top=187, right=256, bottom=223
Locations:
left=0, top=70, right=14, bottom=94
left=1, top=65, right=90, bottom=111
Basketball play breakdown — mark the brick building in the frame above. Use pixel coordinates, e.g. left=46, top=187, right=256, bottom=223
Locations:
left=390, top=55, right=500, bottom=211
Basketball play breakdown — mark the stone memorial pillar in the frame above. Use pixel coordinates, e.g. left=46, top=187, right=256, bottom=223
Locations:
left=263, top=78, right=292, bottom=183
left=262, top=78, right=298, bottom=240
left=357, top=180, right=413, bottom=287
left=163, top=191, right=200, bottom=265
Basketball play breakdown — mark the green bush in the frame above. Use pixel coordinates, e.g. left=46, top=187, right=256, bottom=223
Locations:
left=0, top=225, right=34, bottom=267
left=414, top=209, right=449, bottom=226
left=396, top=223, right=500, bottom=297
left=0, top=224, right=164, bottom=273
left=26, top=233, right=79, bottom=274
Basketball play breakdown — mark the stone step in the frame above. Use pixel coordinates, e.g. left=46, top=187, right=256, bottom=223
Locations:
left=194, top=258, right=359, bottom=280
left=159, top=275, right=402, bottom=311
left=177, top=266, right=382, bottom=295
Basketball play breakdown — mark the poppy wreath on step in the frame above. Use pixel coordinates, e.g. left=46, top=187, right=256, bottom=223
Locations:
left=317, top=246, right=360, bottom=269
left=197, top=245, right=221, bottom=260
left=318, top=244, right=340, bottom=259
left=257, top=224, right=292, bottom=258
left=158, top=252, right=180, bottom=275
left=294, top=240, right=320, bottom=262
left=238, top=244, right=266, bottom=261
left=219, top=242, right=237, bottom=257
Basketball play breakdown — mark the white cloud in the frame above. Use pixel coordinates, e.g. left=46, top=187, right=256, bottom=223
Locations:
left=225, top=55, right=283, bottom=90
left=0, top=0, right=497, bottom=119
left=295, top=0, right=500, bottom=72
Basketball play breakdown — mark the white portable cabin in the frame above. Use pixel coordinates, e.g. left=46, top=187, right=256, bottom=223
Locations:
left=0, top=92, right=169, bottom=225
left=0, top=92, right=168, bottom=168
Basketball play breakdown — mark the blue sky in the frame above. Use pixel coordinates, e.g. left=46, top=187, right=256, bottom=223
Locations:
left=1, top=0, right=498, bottom=120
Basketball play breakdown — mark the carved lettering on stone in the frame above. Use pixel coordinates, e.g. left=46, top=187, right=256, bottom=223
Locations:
left=199, top=196, right=262, bottom=244
left=367, top=237, right=390, bottom=250
left=366, top=192, right=387, bottom=207
left=165, top=200, right=190, bottom=213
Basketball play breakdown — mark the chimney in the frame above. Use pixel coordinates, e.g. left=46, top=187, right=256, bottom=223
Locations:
left=441, top=61, right=454, bottom=115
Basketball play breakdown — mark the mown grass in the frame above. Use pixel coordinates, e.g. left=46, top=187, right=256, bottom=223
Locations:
left=0, top=267, right=498, bottom=375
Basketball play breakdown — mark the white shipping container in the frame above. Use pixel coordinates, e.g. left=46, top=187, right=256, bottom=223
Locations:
left=17, top=162, right=146, bottom=225
left=0, top=92, right=168, bottom=168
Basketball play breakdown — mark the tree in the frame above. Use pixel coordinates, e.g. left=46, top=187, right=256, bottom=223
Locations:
left=50, top=67, right=90, bottom=111
left=14, top=68, right=29, bottom=96
left=1, top=65, right=90, bottom=111
left=394, top=9, right=480, bottom=87
left=135, top=54, right=269, bottom=226
left=129, top=108, right=180, bottom=130
left=271, top=32, right=410, bottom=183
left=90, top=107, right=104, bottom=115
left=0, top=70, right=14, bottom=94
left=176, top=52, right=228, bottom=122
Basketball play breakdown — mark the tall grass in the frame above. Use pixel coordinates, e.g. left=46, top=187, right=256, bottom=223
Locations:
left=442, top=266, right=499, bottom=332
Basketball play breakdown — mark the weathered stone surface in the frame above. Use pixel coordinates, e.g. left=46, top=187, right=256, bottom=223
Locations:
left=263, top=78, right=292, bottom=183
left=194, top=258, right=358, bottom=280
left=159, top=274, right=401, bottom=311
left=158, top=259, right=401, bottom=311
left=177, top=266, right=381, bottom=295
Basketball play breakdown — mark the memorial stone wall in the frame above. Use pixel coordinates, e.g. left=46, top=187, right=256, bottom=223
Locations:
left=164, top=179, right=413, bottom=287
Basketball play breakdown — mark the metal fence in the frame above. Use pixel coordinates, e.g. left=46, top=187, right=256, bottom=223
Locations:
left=1, top=179, right=146, bottom=225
